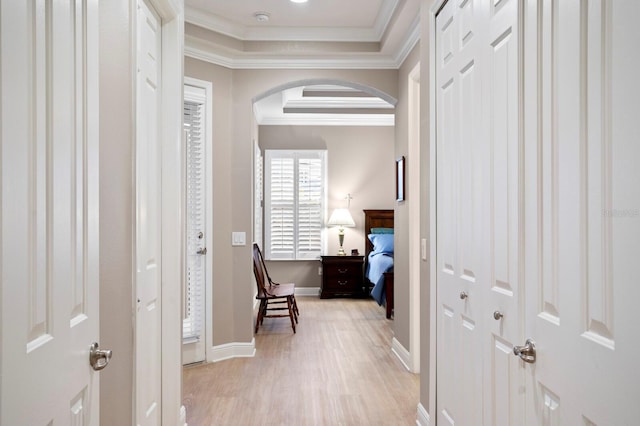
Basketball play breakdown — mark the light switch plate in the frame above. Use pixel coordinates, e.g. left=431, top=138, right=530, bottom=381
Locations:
left=232, top=232, right=246, bottom=246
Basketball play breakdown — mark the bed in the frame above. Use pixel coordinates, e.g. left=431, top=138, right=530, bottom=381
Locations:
left=363, top=209, right=394, bottom=319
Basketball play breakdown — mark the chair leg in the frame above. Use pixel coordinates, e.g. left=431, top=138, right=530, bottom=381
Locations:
left=286, top=297, right=296, bottom=333
left=255, top=299, right=266, bottom=333
left=290, top=296, right=298, bottom=324
left=292, top=295, right=300, bottom=317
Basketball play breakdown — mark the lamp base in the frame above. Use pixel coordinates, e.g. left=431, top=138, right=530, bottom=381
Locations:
left=337, top=247, right=347, bottom=256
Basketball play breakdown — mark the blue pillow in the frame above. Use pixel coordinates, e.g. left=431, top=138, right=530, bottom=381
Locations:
left=371, top=227, right=394, bottom=234
left=368, top=233, right=394, bottom=254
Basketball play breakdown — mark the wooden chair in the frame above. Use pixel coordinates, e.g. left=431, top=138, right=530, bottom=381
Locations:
left=252, top=243, right=299, bottom=333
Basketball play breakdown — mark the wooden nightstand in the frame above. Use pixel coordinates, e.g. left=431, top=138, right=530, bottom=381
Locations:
left=320, top=255, right=365, bottom=298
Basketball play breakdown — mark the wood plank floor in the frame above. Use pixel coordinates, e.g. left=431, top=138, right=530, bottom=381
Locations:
left=183, top=297, right=419, bottom=426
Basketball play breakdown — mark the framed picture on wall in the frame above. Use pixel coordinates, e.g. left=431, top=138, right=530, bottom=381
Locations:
left=396, top=156, right=405, bottom=202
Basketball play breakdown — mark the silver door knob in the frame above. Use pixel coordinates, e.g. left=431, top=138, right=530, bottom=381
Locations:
left=493, top=311, right=504, bottom=320
left=513, top=339, right=536, bottom=363
left=459, top=291, right=468, bottom=300
left=90, top=342, right=112, bottom=371
left=196, top=247, right=207, bottom=255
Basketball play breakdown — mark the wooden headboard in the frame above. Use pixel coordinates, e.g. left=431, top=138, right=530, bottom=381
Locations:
left=363, top=209, right=394, bottom=259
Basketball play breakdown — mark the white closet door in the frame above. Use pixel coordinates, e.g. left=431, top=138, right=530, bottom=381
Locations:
left=1, top=0, right=101, bottom=424
left=435, top=0, right=487, bottom=424
left=135, top=0, right=162, bottom=423
left=523, top=0, right=640, bottom=423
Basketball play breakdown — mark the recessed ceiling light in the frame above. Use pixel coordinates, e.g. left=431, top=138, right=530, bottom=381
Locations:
left=290, top=0, right=308, bottom=3
left=253, top=12, right=270, bottom=22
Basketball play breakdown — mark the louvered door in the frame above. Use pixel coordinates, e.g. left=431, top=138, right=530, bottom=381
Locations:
left=183, top=84, right=207, bottom=364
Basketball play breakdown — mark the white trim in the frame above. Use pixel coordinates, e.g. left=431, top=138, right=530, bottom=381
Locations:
left=208, top=339, right=257, bottom=363
left=257, top=114, right=395, bottom=127
left=408, top=62, right=421, bottom=375
left=183, top=77, right=214, bottom=366
left=295, top=287, right=321, bottom=297
left=391, top=337, right=412, bottom=372
left=428, top=0, right=444, bottom=422
left=185, top=1, right=399, bottom=43
left=183, top=19, right=420, bottom=71
left=184, top=41, right=400, bottom=70
left=145, top=1, right=184, bottom=425
left=179, top=405, right=187, bottom=426
left=416, top=403, right=431, bottom=426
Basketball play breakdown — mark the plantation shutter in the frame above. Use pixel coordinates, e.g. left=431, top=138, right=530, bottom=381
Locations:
left=183, top=86, right=206, bottom=342
left=297, top=157, right=323, bottom=259
left=265, top=150, right=326, bottom=260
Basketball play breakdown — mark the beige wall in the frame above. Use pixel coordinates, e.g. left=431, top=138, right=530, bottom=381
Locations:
left=99, top=1, right=134, bottom=424
left=259, top=125, right=395, bottom=287
left=393, top=43, right=421, bottom=352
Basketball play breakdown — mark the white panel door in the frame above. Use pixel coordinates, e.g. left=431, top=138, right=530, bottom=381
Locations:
left=481, top=0, right=524, bottom=424
left=435, top=0, right=487, bottom=424
left=1, top=0, right=101, bottom=424
left=136, top=0, right=162, bottom=424
left=436, top=0, right=524, bottom=424
left=523, top=0, right=640, bottom=423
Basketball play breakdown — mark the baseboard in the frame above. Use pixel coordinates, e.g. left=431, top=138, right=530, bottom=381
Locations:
left=295, top=287, right=320, bottom=297
left=179, top=405, right=187, bottom=426
left=208, top=338, right=256, bottom=363
left=391, top=337, right=412, bottom=372
left=416, top=403, right=431, bottom=426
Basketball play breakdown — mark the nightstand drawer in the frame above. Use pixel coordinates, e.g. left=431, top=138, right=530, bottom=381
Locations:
left=324, top=276, right=360, bottom=291
left=324, top=264, right=361, bottom=280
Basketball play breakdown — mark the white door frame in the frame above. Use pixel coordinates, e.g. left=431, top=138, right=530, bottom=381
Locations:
left=426, top=1, right=445, bottom=422
left=408, top=63, right=421, bottom=374
left=132, top=0, right=184, bottom=424
left=183, top=76, right=214, bottom=364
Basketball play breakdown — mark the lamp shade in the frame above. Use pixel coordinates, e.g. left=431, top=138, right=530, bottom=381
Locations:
left=327, top=208, right=355, bottom=227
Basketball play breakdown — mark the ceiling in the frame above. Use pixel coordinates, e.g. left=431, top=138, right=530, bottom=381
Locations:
left=184, top=0, right=419, bottom=125
left=184, top=0, right=421, bottom=69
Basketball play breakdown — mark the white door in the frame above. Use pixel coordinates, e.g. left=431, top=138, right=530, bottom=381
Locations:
left=183, top=84, right=207, bottom=365
left=522, top=0, right=640, bottom=423
left=136, top=0, right=162, bottom=424
left=436, top=0, right=524, bottom=424
left=435, top=0, right=487, bottom=423
left=1, top=0, right=101, bottom=424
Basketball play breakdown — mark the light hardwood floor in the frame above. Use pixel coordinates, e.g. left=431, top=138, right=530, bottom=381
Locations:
left=183, top=297, right=419, bottom=425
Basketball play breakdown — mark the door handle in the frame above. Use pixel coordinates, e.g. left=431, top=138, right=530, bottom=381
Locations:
left=196, top=247, right=207, bottom=255
left=90, top=342, right=112, bottom=371
left=513, top=338, right=536, bottom=363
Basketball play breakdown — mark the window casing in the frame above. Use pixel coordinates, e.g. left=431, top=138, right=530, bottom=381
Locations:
left=264, top=150, right=327, bottom=260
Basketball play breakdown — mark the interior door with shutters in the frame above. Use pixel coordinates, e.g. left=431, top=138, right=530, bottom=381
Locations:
left=183, top=84, right=207, bottom=365
left=1, top=0, right=101, bottom=424
left=135, top=0, right=162, bottom=424
left=523, top=0, right=640, bottom=423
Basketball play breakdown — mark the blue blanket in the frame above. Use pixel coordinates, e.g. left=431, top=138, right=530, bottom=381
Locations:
left=367, top=252, right=394, bottom=305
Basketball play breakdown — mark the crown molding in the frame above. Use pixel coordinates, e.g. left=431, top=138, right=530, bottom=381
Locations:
left=185, top=4, right=400, bottom=42
left=185, top=40, right=400, bottom=69
left=184, top=16, right=420, bottom=71
left=257, top=114, right=395, bottom=126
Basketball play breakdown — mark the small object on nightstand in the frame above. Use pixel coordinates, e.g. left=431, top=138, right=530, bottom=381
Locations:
left=320, top=255, right=364, bottom=298
left=351, top=249, right=359, bottom=256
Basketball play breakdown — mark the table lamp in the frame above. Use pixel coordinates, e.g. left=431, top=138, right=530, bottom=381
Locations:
left=327, top=208, right=355, bottom=255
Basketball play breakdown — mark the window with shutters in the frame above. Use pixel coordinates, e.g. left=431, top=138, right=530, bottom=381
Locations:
left=265, top=150, right=327, bottom=260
